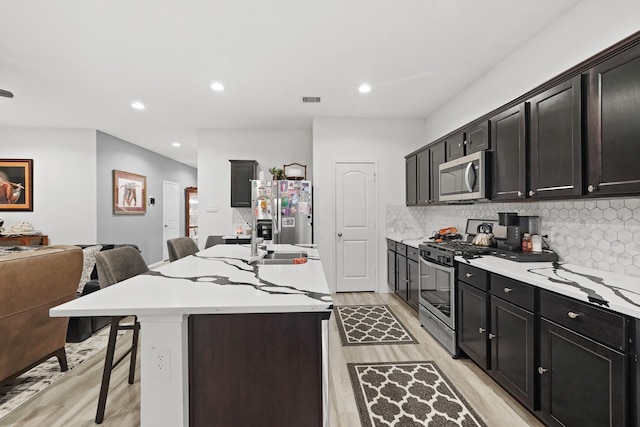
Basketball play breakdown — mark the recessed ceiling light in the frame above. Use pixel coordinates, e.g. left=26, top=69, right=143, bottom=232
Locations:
left=358, top=84, right=371, bottom=94
left=131, top=101, right=145, bottom=110
left=210, top=82, right=225, bottom=92
left=172, top=142, right=181, bottom=147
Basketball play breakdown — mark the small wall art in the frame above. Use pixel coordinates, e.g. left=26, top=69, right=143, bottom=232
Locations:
left=0, top=159, right=33, bottom=211
left=113, top=169, right=146, bottom=214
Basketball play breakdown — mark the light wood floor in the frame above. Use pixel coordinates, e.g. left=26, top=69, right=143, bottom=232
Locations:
left=2, top=292, right=543, bottom=426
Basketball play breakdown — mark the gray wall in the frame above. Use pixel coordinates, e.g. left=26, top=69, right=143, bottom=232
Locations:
left=97, top=131, right=197, bottom=263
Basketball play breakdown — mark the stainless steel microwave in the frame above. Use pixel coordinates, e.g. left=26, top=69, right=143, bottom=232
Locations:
left=439, top=151, right=487, bottom=201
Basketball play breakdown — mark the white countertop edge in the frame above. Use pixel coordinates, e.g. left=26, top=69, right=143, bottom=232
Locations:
left=456, top=255, right=640, bottom=320
left=50, top=304, right=333, bottom=318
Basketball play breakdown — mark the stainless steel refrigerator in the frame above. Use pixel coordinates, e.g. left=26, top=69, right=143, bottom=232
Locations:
left=267, top=179, right=313, bottom=244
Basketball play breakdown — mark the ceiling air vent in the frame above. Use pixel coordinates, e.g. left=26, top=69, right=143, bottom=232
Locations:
left=302, top=96, right=321, bottom=103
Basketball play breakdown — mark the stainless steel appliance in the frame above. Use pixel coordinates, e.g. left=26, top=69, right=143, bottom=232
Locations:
left=490, top=213, right=558, bottom=261
left=497, top=213, right=540, bottom=251
left=251, top=179, right=313, bottom=244
left=418, top=239, right=491, bottom=356
left=439, top=151, right=487, bottom=202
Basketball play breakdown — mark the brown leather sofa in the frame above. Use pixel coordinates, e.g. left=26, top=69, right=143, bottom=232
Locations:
left=0, top=245, right=82, bottom=387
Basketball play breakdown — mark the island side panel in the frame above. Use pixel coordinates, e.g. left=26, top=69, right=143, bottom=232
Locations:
left=189, top=311, right=330, bottom=427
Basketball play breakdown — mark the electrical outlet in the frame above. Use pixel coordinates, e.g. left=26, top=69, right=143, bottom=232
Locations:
left=152, top=346, right=171, bottom=378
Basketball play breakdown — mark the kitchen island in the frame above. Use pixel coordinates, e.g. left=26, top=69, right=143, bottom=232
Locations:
left=50, top=244, right=333, bottom=427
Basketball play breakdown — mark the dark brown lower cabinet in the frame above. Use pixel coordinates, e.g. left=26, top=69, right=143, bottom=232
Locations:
left=458, top=282, right=489, bottom=370
left=189, top=312, right=329, bottom=427
left=407, top=256, right=419, bottom=311
left=387, top=247, right=396, bottom=292
left=539, top=319, right=627, bottom=427
left=489, top=296, right=535, bottom=410
left=396, top=251, right=408, bottom=302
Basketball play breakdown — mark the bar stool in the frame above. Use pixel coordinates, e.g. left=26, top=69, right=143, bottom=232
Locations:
left=94, top=246, right=149, bottom=424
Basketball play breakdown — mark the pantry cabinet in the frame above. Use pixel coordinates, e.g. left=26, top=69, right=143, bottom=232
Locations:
left=587, top=42, right=640, bottom=196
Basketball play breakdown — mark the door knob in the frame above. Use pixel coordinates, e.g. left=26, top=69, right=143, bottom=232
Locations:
left=337, top=232, right=342, bottom=237
left=164, top=224, right=168, bottom=228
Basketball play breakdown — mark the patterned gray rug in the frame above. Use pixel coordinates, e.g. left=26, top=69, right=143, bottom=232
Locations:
left=334, top=305, right=417, bottom=346
left=0, top=326, right=125, bottom=420
left=348, top=361, right=487, bottom=427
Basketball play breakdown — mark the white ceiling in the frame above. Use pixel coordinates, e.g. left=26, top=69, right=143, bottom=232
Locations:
left=0, top=0, right=579, bottom=167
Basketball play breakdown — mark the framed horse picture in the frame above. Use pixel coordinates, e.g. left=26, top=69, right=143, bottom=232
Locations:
left=113, top=169, right=147, bottom=214
left=0, top=159, right=33, bottom=211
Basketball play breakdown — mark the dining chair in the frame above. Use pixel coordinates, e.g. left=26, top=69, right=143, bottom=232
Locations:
left=167, top=236, right=199, bottom=262
left=94, top=246, right=149, bottom=424
left=205, top=235, right=224, bottom=248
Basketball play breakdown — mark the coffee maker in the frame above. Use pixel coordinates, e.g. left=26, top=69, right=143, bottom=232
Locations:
left=497, top=213, right=540, bottom=252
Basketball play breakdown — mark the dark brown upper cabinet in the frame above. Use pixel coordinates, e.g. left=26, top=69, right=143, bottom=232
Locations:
left=490, top=104, right=527, bottom=201
left=528, top=75, right=583, bottom=199
left=445, top=132, right=465, bottom=161
left=446, top=122, right=490, bottom=161
left=230, top=160, right=257, bottom=207
left=429, top=141, right=446, bottom=204
left=405, top=155, right=417, bottom=206
left=417, top=148, right=431, bottom=205
left=587, top=42, right=640, bottom=196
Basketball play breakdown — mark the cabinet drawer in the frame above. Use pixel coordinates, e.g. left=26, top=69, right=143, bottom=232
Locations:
left=490, top=274, right=534, bottom=312
left=407, top=246, right=419, bottom=262
left=386, top=239, right=397, bottom=251
left=396, top=243, right=407, bottom=256
left=457, top=263, right=488, bottom=291
left=540, top=290, right=627, bottom=350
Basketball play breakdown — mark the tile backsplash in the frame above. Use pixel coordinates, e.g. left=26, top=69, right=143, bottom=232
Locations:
left=387, top=197, right=640, bottom=278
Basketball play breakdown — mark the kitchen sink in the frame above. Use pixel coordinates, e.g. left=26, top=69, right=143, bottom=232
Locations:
left=251, top=252, right=308, bottom=265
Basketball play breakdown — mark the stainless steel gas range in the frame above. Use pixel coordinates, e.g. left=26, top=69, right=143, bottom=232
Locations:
left=418, top=239, right=490, bottom=357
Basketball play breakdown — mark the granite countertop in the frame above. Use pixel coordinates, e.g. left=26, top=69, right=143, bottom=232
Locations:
left=457, top=254, right=640, bottom=319
left=51, top=244, right=332, bottom=318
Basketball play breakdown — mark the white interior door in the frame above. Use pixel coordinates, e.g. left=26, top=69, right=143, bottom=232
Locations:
left=335, top=162, right=377, bottom=292
left=163, top=180, right=180, bottom=260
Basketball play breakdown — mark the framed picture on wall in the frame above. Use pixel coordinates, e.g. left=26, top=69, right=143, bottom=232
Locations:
left=113, top=169, right=146, bottom=214
left=0, top=159, right=33, bottom=211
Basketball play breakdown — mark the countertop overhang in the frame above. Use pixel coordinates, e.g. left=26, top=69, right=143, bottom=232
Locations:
left=50, top=244, right=332, bottom=318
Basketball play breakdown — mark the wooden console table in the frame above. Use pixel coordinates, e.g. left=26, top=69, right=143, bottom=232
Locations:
left=0, top=235, right=49, bottom=246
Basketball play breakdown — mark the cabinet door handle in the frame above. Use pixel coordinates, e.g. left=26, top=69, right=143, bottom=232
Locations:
left=465, top=273, right=475, bottom=278
left=567, top=311, right=581, bottom=319
left=478, top=327, right=485, bottom=334
left=503, top=287, right=513, bottom=293
left=529, top=190, right=535, bottom=196
left=488, top=333, right=496, bottom=339
left=517, top=191, right=523, bottom=197
left=588, top=185, right=599, bottom=193
left=538, top=367, right=548, bottom=375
